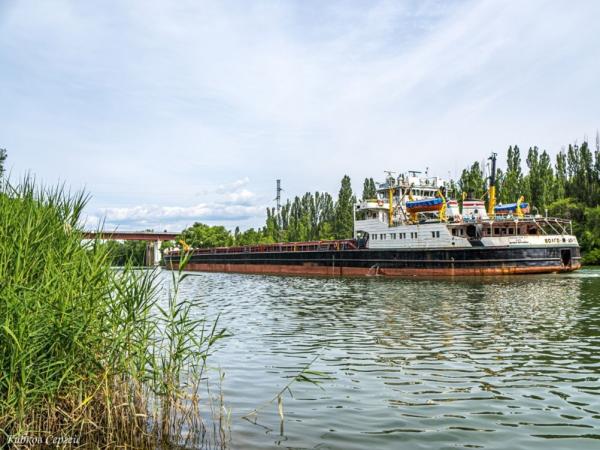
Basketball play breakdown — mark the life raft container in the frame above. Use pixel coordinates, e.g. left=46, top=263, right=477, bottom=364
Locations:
left=494, top=202, right=530, bottom=214
left=406, top=197, right=443, bottom=213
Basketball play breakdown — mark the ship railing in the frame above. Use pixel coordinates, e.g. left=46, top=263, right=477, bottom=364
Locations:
left=460, top=215, right=571, bottom=225
left=452, top=215, right=573, bottom=237
left=166, top=238, right=359, bottom=256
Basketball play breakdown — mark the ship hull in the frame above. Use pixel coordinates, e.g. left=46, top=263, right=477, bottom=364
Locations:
left=164, top=246, right=581, bottom=277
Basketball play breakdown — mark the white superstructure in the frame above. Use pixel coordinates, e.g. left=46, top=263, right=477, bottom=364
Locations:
left=354, top=171, right=578, bottom=251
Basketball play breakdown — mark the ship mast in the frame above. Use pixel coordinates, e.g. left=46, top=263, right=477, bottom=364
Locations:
left=488, top=152, right=497, bottom=216
left=384, top=171, right=395, bottom=227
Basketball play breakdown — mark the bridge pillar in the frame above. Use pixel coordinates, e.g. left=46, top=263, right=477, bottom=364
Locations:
left=144, top=242, right=153, bottom=267
left=153, top=240, right=161, bottom=266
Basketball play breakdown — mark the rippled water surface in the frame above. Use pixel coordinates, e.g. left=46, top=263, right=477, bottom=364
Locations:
left=164, top=269, right=600, bottom=449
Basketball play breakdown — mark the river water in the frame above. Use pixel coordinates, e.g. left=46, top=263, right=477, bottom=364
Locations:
left=167, top=269, right=600, bottom=450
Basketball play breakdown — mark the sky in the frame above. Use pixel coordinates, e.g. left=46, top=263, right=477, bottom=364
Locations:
left=1, top=0, right=599, bottom=231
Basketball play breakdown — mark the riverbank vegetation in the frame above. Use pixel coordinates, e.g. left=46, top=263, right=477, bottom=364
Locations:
left=0, top=179, right=227, bottom=448
left=105, top=239, right=148, bottom=266
left=175, top=136, right=600, bottom=264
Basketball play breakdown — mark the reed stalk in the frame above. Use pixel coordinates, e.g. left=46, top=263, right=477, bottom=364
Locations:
left=0, top=178, right=228, bottom=448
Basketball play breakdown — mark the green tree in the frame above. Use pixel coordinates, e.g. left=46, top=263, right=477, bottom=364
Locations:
left=264, top=207, right=280, bottom=242
left=105, top=240, right=148, bottom=266
left=554, top=150, right=568, bottom=201
left=501, top=145, right=524, bottom=203
left=0, top=149, right=6, bottom=179
left=361, top=178, right=377, bottom=200
left=525, top=147, right=554, bottom=210
left=178, top=222, right=232, bottom=248
left=566, top=142, right=595, bottom=205
left=458, top=162, right=485, bottom=200
left=581, top=207, right=600, bottom=252
left=315, top=191, right=335, bottom=239
left=334, top=175, right=355, bottom=239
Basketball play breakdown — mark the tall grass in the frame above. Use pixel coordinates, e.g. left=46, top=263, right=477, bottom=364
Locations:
left=0, top=178, right=227, bottom=448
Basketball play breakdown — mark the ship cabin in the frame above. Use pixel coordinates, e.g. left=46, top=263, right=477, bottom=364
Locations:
left=447, top=217, right=573, bottom=240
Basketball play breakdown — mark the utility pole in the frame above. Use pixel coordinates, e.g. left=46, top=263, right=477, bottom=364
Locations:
left=275, top=179, right=282, bottom=213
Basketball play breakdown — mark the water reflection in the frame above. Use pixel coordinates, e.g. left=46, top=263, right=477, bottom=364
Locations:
left=163, top=270, right=600, bottom=450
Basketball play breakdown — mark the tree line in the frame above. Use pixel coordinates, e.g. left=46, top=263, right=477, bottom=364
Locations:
left=177, top=175, right=356, bottom=248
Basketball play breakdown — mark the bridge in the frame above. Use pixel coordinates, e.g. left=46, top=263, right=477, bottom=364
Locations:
left=83, top=231, right=180, bottom=241
left=83, top=230, right=181, bottom=266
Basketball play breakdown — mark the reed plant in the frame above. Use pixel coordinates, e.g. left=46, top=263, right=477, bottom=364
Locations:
left=0, top=178, right=227, bottom=448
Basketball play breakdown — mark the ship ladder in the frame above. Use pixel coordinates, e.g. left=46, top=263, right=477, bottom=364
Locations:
left=367, top=264, right=380, bottom=277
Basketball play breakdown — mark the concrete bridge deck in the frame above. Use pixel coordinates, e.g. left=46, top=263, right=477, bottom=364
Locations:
left=83, top=231, right=180, bottom=241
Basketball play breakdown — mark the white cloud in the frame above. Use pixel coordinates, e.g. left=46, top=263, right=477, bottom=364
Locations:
left=95, top=201, right=265, bottom=229
left=222, top=189, right=256, bottom=205
left=195, top=177, right=251, bottom=196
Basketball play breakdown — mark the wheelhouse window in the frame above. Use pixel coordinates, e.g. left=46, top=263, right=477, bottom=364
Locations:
left=390, top=233, right=396, bottom=239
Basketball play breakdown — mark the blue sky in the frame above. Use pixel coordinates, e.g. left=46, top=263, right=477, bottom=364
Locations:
left=1, top=0, right=599, bottom=231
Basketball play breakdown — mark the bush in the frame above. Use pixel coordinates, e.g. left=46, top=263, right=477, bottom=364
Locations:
left=582, top=248, right=600, bottom=266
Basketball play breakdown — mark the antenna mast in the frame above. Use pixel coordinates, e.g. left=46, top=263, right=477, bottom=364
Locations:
left=384, top=171, right=396, bottom=227
left=488, top=152, right=497, bottom=216
left=275, top=179, right=282, bottom=213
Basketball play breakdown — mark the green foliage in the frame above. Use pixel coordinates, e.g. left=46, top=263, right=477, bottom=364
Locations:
left=547, top=198, right=586, bottom=222
left=458, top=162, right=485, bottom=200
left=582, top=248, right=600, bottom=265
left=500, top=145, right=524, bottom=203
left=581, top=206, right=600, bottom=252
left=178, top=222, right=233, bottom=248
left=0, top=179, right=227, bottom=447
left=362, top=177, right=377, bottom=200
left=235, top=227, right=275, bottom=245
left=525, top=147, right=554, bottom=210
left=334, top=175, right=355, bottom=239
left=106, top=239, right=148, bottom=266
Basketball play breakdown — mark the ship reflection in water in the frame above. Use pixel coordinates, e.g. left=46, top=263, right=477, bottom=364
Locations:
left=161, top=269, right=600, bottom=450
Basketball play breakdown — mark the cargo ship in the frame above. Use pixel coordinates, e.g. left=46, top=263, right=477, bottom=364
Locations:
left=164, top=154, right=581, bottom=277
